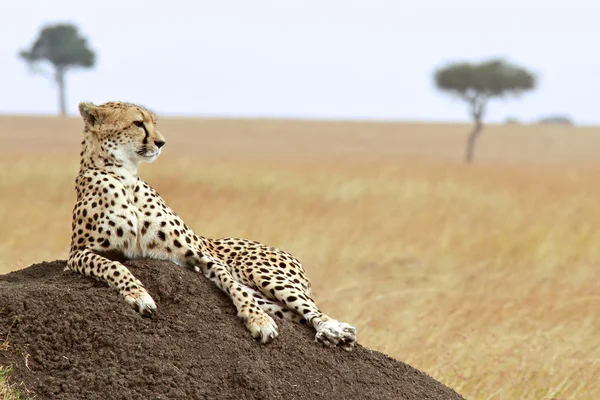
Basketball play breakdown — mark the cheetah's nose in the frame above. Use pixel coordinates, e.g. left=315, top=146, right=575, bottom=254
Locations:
left=154, top=140, right=166, bottom=148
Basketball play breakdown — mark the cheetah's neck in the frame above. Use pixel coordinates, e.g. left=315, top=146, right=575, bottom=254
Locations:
left=78, top=132, right=139, bottom=178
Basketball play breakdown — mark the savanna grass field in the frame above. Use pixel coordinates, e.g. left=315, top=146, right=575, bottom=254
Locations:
left=1, top=115, right=600, bottom=399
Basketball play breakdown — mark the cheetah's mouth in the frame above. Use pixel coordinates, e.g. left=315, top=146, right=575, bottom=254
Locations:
left=137, top=147, right=161, bottom=159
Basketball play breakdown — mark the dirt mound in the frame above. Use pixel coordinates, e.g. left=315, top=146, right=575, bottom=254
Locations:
left=0, top=260, right=464, bottom=400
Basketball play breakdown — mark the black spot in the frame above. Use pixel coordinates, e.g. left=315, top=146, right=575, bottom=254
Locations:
left=157, top=231, right=166, bottom=241
left=173, top=240, right=181, bottom=248
left=101, top=239, right=110, bottom=248
left=116, top=228, right=123, bottom=237
left=287, top=296, right=298, bottom=303
left=275, top=311, right=284, bottom=319
left=185, top=250, right=194, bottom=257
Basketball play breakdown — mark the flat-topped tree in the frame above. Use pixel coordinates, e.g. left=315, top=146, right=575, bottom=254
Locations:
left=434, top=59, right=536, bottom=163
left=20, top=23, right=96, bottom=116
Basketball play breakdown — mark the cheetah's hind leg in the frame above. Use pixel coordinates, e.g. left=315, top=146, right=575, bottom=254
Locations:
left=255, top=280, right=357, bottom=350
left=246, top=286, right=307, bottom=324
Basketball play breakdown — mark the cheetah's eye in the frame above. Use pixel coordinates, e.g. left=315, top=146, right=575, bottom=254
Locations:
left=133, top=121, right=145, bottom=128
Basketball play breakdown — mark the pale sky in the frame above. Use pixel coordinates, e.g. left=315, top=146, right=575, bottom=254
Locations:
left=2, top=0, right=599, bottom=123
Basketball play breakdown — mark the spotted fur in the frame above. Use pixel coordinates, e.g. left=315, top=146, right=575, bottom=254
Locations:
left=67, top=101, right=357, bottom=349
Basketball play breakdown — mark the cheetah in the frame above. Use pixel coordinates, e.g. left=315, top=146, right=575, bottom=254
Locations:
left=67, top=100, right=357, bottom=350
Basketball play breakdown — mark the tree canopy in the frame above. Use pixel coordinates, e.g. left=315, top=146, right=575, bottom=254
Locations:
left=435, top=59, right=535, bottom=100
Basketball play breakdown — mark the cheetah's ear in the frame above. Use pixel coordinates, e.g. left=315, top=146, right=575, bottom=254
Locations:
left=78, top=101, right=100, bottom=129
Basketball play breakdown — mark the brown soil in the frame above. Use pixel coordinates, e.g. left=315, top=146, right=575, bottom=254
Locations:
left=0, top=260, right=464, bottom=400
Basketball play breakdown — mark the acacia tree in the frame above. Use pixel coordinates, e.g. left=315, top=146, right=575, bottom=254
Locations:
left=20, top=23, right=96, bottom=116
left=434, top=59, right=536, bottom=163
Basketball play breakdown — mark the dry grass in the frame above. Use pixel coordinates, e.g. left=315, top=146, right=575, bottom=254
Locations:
left=1, top=336, right=22, bottom=400
left=0, top=367, right=21, bottom=400
left=1, top=116, right=600, bottom=399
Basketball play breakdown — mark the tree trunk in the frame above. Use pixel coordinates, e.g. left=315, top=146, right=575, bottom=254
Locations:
left=464, top=118, right=482, bottom=163
left=55, top=67, right=67, bottom=117
left=464, top=97, right=487, bottom=164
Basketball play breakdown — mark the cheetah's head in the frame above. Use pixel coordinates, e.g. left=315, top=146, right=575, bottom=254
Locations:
left=78, top=101, right=166, bottom=166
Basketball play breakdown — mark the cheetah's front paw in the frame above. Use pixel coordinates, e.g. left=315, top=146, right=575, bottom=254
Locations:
left=245, top=312, right=279, bottom=344
left=124, top=287, right=157, bottom=317
left=315, top=320, right=357, bottom=351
